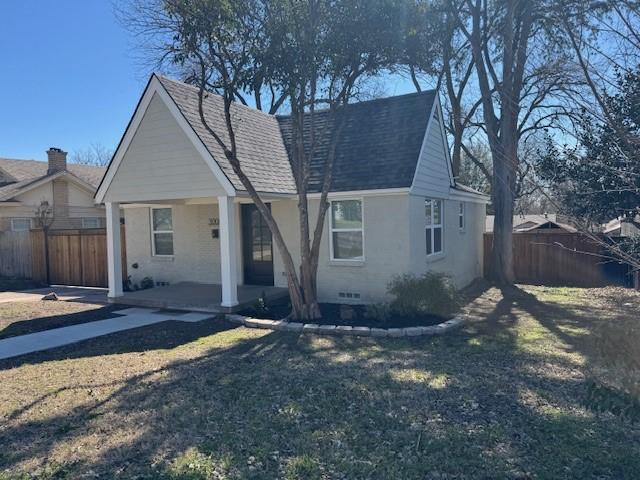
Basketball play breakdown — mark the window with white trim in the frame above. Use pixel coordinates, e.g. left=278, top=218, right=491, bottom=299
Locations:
left=458, top=202, right=465, bottom=231
left=10, top=218, right=32, bottom=232
left=81, top=217, right=101, bottom=229
left=425, top=198, right=443, bottom=255
left=330, top=199, right=364, bottom=261
left=151, top=208, right=174, bottom=256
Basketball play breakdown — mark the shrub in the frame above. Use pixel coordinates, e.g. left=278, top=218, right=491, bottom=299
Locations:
left=140, top=276, right=154, bottom=290
left=364, top=302, right=392, bottom=324
left=387, top=272, right=460, bottom=319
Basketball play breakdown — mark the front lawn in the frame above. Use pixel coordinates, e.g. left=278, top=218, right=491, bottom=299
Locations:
left=1, top=285, right=639, bottom=479
left=0, top=301, right=121, bottom=340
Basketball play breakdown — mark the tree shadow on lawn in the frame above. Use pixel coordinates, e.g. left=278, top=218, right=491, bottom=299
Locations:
left=0, top=313, right=237, bottom=371
left=0, top=304, right=123, bottom=341
left=1, top=288, right=640, bottom=479
left=493, top=286, right=639, bottom=371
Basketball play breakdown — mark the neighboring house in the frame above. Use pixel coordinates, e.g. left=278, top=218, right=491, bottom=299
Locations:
left=96, top=74, right=489, bottom=307
left=0, top=150, right=106, bottom=231
left=485, top=214, right=577, bottom=233
left=604, top=217, right=640, bottom=237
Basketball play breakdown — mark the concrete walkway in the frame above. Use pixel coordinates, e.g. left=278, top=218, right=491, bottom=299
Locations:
left=0, top=307, right=212, bottom=360
left=0, top=286, right=109, bottom=305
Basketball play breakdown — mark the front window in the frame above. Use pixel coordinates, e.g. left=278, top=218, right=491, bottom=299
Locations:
left=10, top=218, right=32, bottom=232
left=81, top=217, right=101, bottom=229
left=330, top=199, right=364, bottom=261
left=151, top=208, right=174, bottom=256
left=426, top=198, right=443, bottom=255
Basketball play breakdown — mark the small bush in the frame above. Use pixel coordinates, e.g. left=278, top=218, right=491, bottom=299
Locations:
left=140, top=276, right=154, bottom=290
left=387, top=272, right=460, bottom=319
left=364, top=302, right=392, bottom=324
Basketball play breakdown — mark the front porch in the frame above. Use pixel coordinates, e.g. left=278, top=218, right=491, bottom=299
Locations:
left=104, top=195, right=278, bottom=312
left=114, top=281, right=288, bottom=313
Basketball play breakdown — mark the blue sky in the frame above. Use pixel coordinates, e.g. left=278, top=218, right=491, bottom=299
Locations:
left=0, top=1, right=152, bottom=161
left=0, top=1, right=416, bottom=162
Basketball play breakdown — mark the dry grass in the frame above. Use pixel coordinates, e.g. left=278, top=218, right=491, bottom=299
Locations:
left=0, top=285, right=639, bottom=479
left=0, top=301, right=119, bottom=340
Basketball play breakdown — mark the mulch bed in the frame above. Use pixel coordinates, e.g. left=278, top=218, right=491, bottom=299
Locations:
left=240, top=301, right=449, bottom=328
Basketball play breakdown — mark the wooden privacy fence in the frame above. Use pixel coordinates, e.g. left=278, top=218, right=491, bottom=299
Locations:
left=484, top=232, right=633, bottom=287
left=0, top=231, right=33, bottom=278
left=31, top=227, right=127, bottom=287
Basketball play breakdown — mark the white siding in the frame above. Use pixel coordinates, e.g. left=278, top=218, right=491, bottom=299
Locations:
left=104, top=93, right=228, bottom=203
left=12, top=182, right=53, bottom=206
left=0, top=180, right=105, bottom=231
left=67, top=183, right=105, bottom=219
left=408, top=194, right=485, bottom=288
left=410, top=109, right=453, bottom=198
left=0, top=183, right=53, bottom=231
left=67, top=183, right=97, bottom=207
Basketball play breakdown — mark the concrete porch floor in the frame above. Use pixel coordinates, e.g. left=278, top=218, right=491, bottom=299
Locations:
left=112, top=282, right=289, bottom=313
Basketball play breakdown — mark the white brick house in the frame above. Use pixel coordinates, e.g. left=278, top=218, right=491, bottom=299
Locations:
left=95, top=74, right=489, bottom=310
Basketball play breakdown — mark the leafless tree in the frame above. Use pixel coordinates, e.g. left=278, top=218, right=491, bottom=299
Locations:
left=70, top=143, right=113, bottom=167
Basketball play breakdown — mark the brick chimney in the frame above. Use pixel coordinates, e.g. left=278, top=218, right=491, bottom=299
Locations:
left=47, top=147, right=67, bottom=175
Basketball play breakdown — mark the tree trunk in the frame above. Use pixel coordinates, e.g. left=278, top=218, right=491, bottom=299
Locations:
left=491, top=151, right=516, bottom=284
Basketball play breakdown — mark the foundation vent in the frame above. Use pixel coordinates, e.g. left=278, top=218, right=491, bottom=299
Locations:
left=338, top=291, right=361, bottom=301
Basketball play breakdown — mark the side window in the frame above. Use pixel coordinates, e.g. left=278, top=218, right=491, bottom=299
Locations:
left=459, top=202, right=465, bottom=231
left=81, top=217, right=101, bottom=229
left=425, top=199, right=443, bottom=255
left=10, top=218, right=32, bottom=232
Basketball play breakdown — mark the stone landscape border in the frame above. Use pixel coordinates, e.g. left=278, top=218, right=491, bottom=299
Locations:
left=225, top=313, right=466, bottom=337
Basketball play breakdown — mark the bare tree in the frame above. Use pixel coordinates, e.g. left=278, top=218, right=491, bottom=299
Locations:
left=535, top=1, right=640, bottom=278
left=440, top=0, right=583, bottom=284
left=70, top=143, right=113, bottom=167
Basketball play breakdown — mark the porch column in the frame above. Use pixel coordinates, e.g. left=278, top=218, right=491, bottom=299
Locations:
left=106, top=201, right=123, bottom=298
left=218, top=196, right=238, bottom=307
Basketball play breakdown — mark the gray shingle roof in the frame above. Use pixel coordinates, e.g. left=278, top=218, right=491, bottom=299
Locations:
left=0, top=158, right=105, bottom=202
left=157, top=75, right=438, bottom=194
left=158, top=76, right=297, bottom=194
left=277, top=91, right=436, bottom=192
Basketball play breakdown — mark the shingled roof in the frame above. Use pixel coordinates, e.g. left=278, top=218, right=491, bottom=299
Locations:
left=0, top=158, right=105, bottom=202
left=277, top=90, right=436, bottom=192
left=158, top=76, right=297, bottom=194
left=155, top=75, right=438, bottom=194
